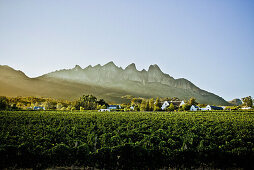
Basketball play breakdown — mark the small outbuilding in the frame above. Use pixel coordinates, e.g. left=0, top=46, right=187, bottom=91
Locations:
left=205, top=105, right=223, bottom=111
left=108, top=105, right=121, bottom=110
left=33, top=106, right=45, bottom=110
left=241, top=107, right=252, bottom=110
left=161, top=100, right=185, bottom=110
left=190, top=105, right=200, bottom=111
left=98, top=109, right=110, bottom=112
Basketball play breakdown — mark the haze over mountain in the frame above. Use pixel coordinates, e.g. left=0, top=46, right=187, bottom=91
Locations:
left=0, top=62, right=230, bottom=105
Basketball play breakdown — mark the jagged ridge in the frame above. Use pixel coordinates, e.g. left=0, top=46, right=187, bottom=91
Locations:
left=39, top=62, right=229, bottom=105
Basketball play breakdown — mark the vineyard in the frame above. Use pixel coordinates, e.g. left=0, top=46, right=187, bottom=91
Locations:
left=0, top=110, right=254, bottom=169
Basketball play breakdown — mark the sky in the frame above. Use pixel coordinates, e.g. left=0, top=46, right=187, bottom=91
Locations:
left=0, top=0, right=253, bottom=101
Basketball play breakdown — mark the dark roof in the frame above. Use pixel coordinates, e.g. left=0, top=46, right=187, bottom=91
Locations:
left=167, top=101, right=182, bottom=106
left=109, top=105, right=119, bottom=107
left=210, top=106, right=223, bottom=110
left=33, top=106, right=44, bottom=110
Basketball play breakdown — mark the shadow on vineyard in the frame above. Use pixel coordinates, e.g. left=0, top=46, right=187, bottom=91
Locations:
left=0, top=111, right=254, bottom=169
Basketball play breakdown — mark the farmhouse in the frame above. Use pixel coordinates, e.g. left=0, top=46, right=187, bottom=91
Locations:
left=33, top=106, right=45, bottom=110
left=190, top=105, right=200, bottom=111
left=108, top=105, right=121, bottom=110
left=203, top=105, right=223, bottom=111
left=241, top=107, right=252, bottom=110
left=161, top=100, right=185, bottom=110
left=98, top=109, right=110, bottom=112
left=130, top=106, right=135, bottom=110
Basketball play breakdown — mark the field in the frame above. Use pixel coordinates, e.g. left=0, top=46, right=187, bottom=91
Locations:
left=0, top=110, right=254, bottom=169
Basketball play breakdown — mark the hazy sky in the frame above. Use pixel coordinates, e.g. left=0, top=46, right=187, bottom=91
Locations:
left=0, top=0, right=253, bottom=100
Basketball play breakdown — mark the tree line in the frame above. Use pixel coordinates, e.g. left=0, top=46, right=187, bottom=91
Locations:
left=0, top=95, right=108, bottom=111
left=127, top=97, right=197, bottom=111
left=0, top=95, right=253, bottom=111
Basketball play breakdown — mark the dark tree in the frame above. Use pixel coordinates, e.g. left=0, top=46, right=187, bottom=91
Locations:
left=75, top=95, right=108, bottom=110
left=242, top=96, right=253, bottom=107
left=0, top=96, right=9, bottom=110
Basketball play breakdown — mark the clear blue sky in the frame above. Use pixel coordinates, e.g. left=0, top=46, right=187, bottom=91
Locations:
left=0, top=0, right=253, bottom=100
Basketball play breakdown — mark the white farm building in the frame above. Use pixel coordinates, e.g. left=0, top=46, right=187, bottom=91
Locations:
left=190, top=105, right=200, bottom=111
left=161, top=100, right=185, bottom=110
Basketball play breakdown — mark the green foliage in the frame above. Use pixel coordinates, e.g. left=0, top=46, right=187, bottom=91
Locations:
left=131, top=98, right=143, bottom=106
left=71, top=107, right=76, bottom=111
left=0, top=96, right=9, bottom=110
left=80, top=106, right=84, bottom=111
left=97, top=99, right=108, bottom=108
left=242, top=96, right=253, bottom=107
left=0, top=110, right=254, bottom=169
left=167, top=103, right=175, bottom=111
left=75, top=95, right=108, bottom=110
left=140, top=99, right=147, bottom=111
left=60, top=107, right=66, bottom=111
left=43, top=101, right=50, bottom=110
left=182, top=103, right=191, bottom=111
left=50, top=143, right=71, bottom=166
left=149, top=98, right=154, bottom=111
left=154, top=97, right=161, bottom=111
left=188, top=97, right=197, bottom=105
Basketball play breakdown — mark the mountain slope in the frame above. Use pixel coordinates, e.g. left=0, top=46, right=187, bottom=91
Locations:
left=0, top=63, right=230, bottom=105
left=228, top=98, right=242, bottom=106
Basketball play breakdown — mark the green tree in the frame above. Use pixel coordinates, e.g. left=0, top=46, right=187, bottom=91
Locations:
left=182, top=103, right=191, bottom=111
left=0, top=96, right=9, bottom=110
left=43, top=101, right=50, bottom=110
left=34, top=102, right=39, bottom=107
left=242, top=96, right=253, bottom=107
left=56, top=103, right=63, bottom=110
left=80, top=106, right=84, bottom=111
left=97, top=99, right=108, bottom=107
left=154, top=97, right=161, bottom=111
left=188, top=97, right=197, bottom=105
left=145, top=100, right=149, bottom=111
left=167, top=103, right=175, bottom=111
left=60, top=107, right=66, bottom=111
left=134, top=104, right=140, bottom=111
left=140, top=99, right=147, bottom=111
left=131, top=98, right=143, bottom=106
left=149, top=98, right=154, bottom=111
left=171, top=97, right=180, bottom=101
left=75, top=95, right=107, bottom=110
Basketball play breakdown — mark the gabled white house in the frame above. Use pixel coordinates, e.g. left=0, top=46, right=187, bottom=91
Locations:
left=203, top=105, right=223, bottom=111
left=161, top=100, right=185, bottom=110
left=108, top=105, right=121, bottom=110
left=241, top=107, right=252, bottom=110
left=130, top=106, right=135, bottom=110
left=180, top=100, right=185, bottom=106
left=190, top=105, right=200, bottom=111
left=33, top=106, right=45, bottom=110
left=200, top=107, right=208, bottom=111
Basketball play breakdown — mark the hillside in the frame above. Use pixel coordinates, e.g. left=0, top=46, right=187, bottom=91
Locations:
left=229, top=98, right=243, bottom=106
left=0, top=63, right=230, bottom=105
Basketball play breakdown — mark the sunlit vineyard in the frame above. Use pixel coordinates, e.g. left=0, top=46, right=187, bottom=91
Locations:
left=0, top=110, right=254, bottom=169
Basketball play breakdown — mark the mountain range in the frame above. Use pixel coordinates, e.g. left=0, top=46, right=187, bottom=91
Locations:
left=0, top=62, right=230, bottom=105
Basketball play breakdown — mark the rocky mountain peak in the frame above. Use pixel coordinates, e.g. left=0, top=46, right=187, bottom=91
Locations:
left=1, top=64, right=230, bottom=105
left=148, top=64, right=162, bottom=72
left=125, top=63, right=137, bottom=70
left=73, top=65, right=82, bottom=71
left=103, top=61, right=117, bottom=68
left=94, top=64, right=101, bottom=68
